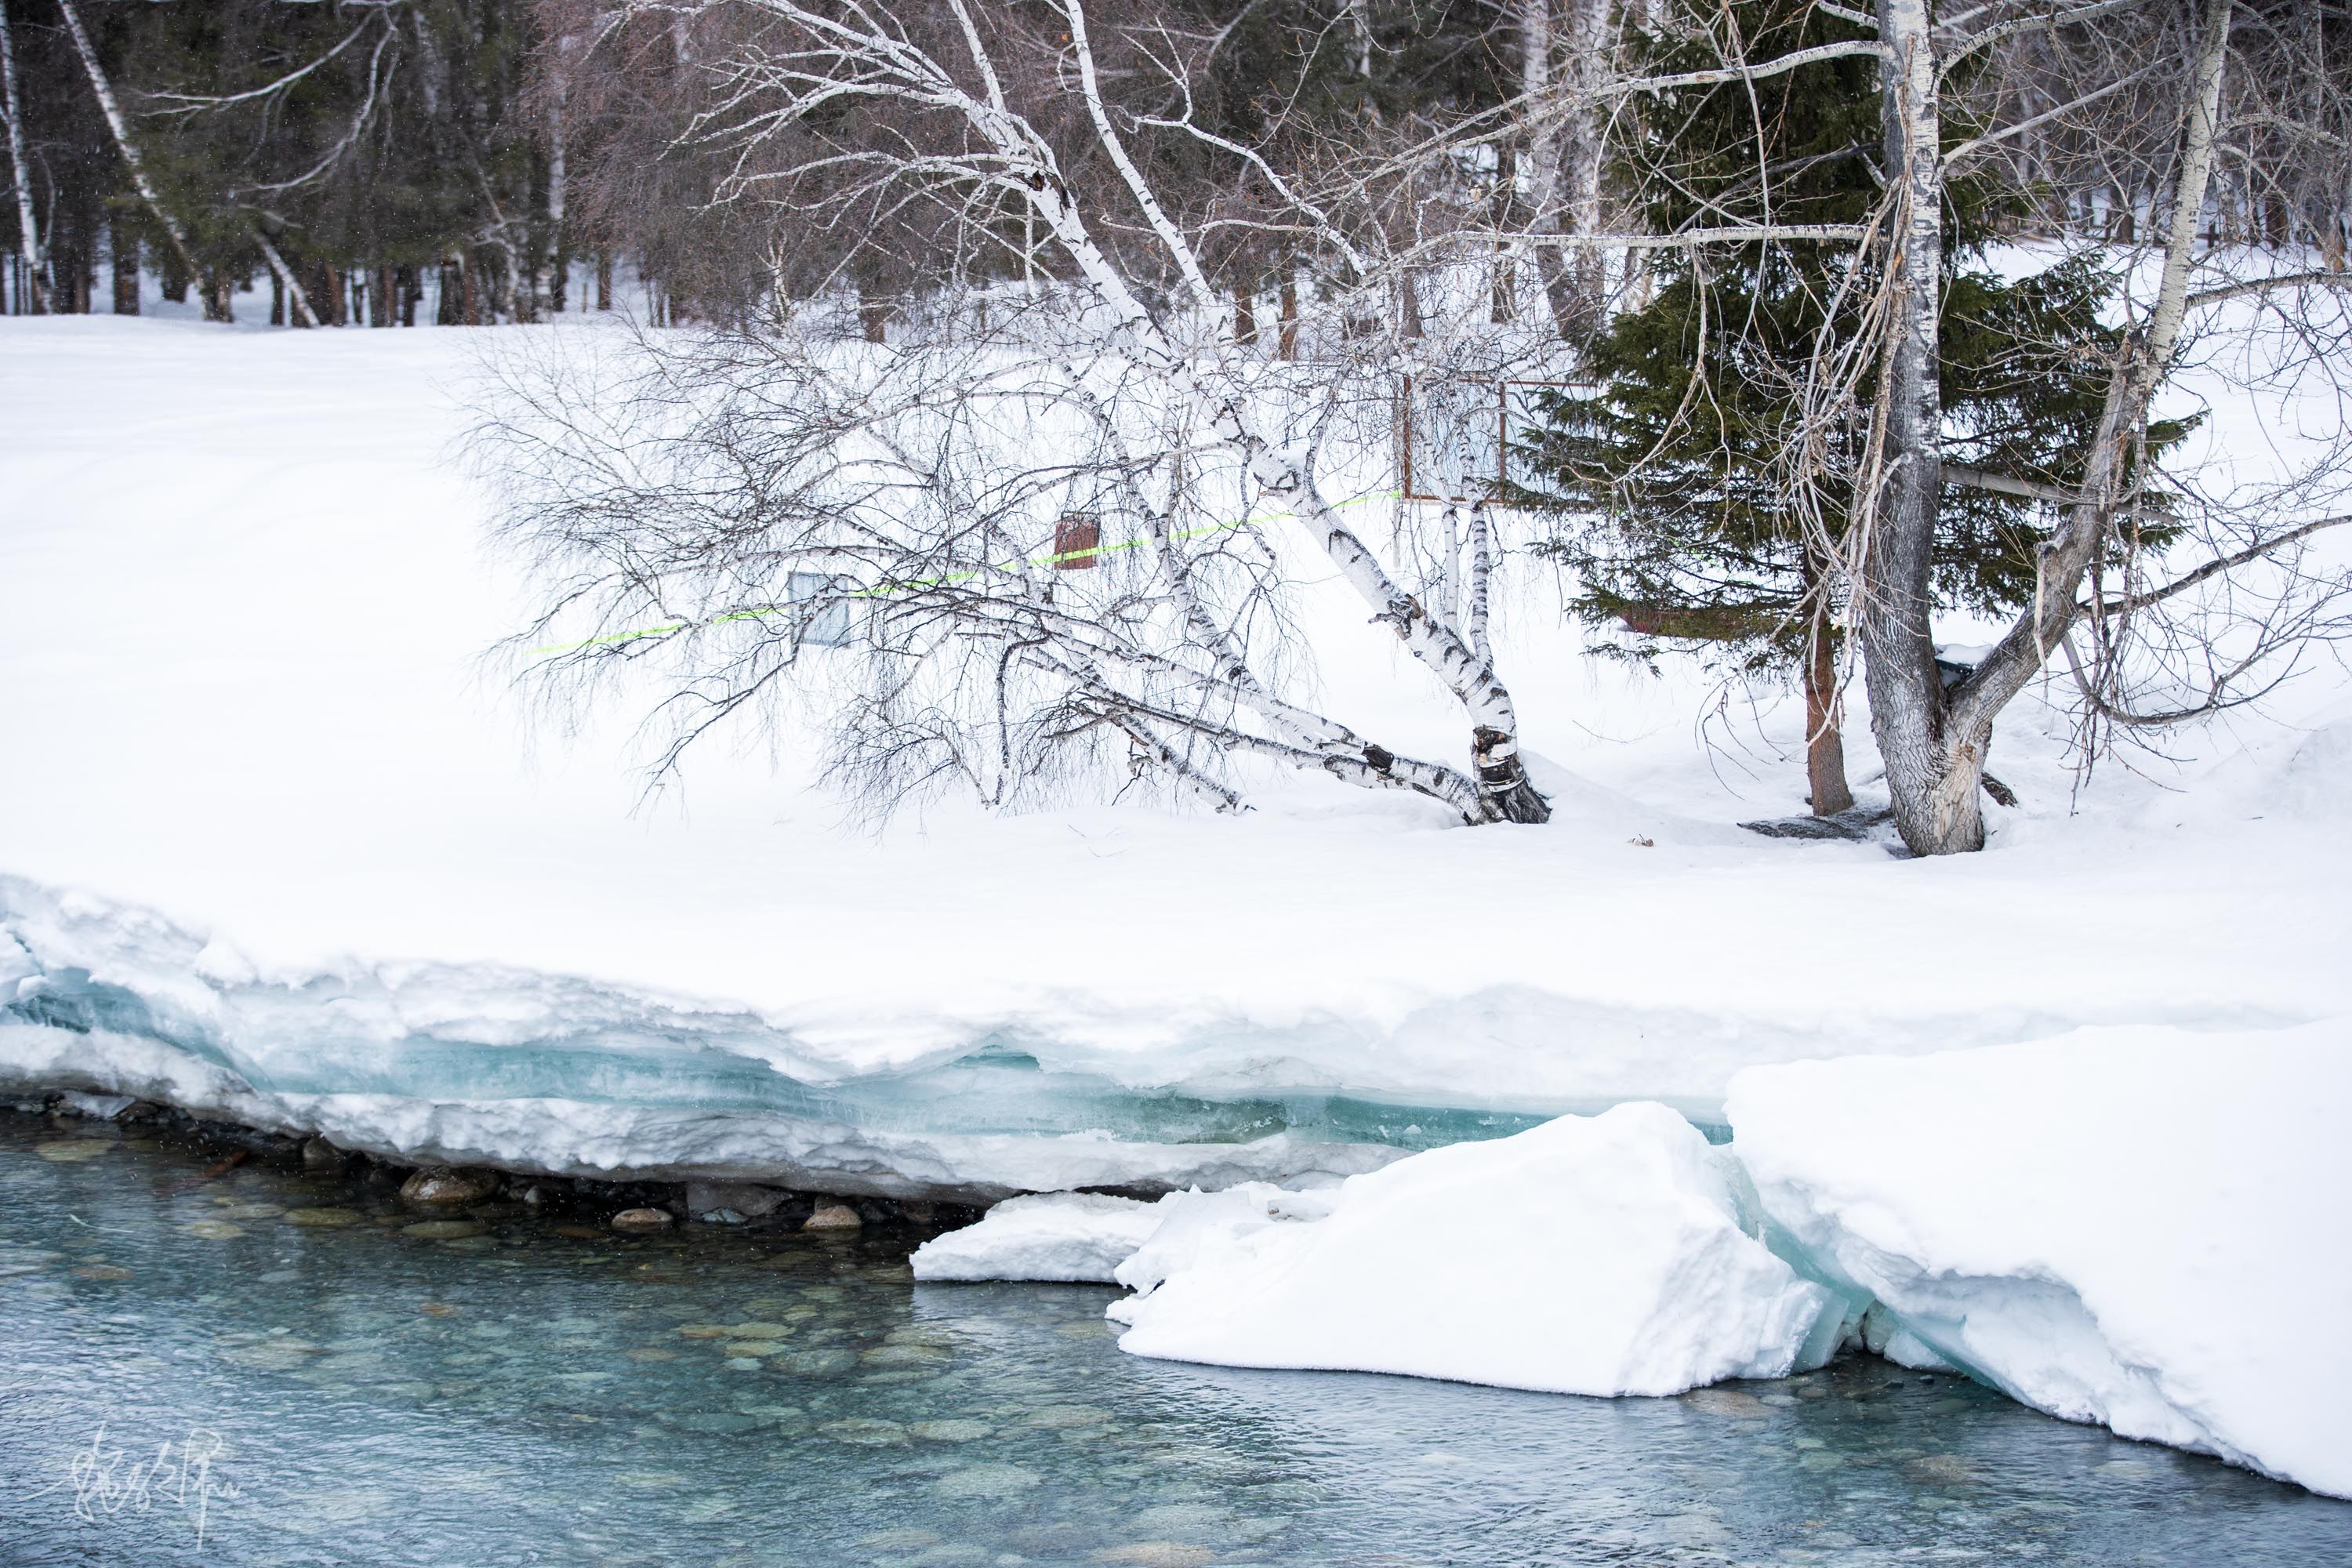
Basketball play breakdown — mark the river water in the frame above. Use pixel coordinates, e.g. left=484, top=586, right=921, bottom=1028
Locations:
left=2, top=1110, right=2345, bottom=1567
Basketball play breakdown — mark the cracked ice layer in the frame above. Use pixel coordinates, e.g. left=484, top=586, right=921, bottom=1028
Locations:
left=1726, top=1020, right=2352, bottom=1499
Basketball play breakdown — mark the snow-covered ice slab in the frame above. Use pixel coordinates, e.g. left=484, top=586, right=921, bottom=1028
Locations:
left=1107, top=1102, right=1842, bottom=1397
left=1727, top=1022, right=2352, bottom=1497
left=0, top=1022, right=1402, bottom=1204
left=911, top=1192, right=1168, bottom=1281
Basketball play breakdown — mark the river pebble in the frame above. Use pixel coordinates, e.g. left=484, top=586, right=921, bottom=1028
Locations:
left=34, top=1141, right=114, bottom=1163
left=934, top=1464, right=1042, bottom=1499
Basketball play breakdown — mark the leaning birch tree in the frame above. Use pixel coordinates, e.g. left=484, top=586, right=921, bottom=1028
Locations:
left=492, top=0, right=1553, bottom=823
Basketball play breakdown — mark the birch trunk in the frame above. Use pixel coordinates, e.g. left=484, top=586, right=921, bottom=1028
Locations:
left=1857, top=0, right=1954, bottom=853
left=1517, top=0, right=1585, bottom=341
left=0, top=0, right=43, bottom=313
left=1021, top=193, right=1548, bottom=820
left=254, top=230, right=323, bottom=329
left=1557, top=0, right=1610, bottom=337
left=56, top=0, right=203, bottom=292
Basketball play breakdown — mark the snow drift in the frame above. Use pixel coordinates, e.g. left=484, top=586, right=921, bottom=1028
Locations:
left=1728, top=1022, right=2352, bottom=1498
left=1107, top=1102, right=1843, bottom=1397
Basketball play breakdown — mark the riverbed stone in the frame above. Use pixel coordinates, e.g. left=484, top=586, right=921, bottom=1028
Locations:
left=1092, top=1546, right=1216, bottom=1568
left=933, top=1463, right=1040, bottom=1498
left=281, top=1207, right=365, bottom=1227
left=909, top=1419, right=993, bottom=1443
left=400, top=1167, right=501, bottom=1207
left=180, top=1219, right=248, bottom=1240
left=610, top=1208, right=674, bottom=1232
left=686, top=1181, right=789, bottom=1218
left=36, top=1140, right=114, bottom=1163
left=803, top=1202, right=862, bottom=1232
left=858, top=1529, right=943, bottom=1552
left=301, top=1137, right=350, bottom=1173
left=821, top=1417, right=906, bottom=1446
left=401, top=1220, right=486, bottom=1240
left=1684, top=1387, right=1769, bottom=1418
left=1024, top=1403, right=1110, bottom=1428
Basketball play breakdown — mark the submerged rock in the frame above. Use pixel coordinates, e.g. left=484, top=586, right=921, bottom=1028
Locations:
left=685, top=1180, right=789, bottom=1218
left=399, top=1167, right=500, bottom=1207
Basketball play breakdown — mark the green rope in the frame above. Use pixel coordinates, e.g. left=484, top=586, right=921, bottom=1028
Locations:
left=527, top=490, right=1400, bottom=657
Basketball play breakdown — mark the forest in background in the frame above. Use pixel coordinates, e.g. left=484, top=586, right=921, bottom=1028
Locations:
left=4, top=0, right=2347, bottom=327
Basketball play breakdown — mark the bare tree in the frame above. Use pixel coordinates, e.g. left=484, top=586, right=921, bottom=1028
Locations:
left=489, top=0, right=1554, bottom=823
left=1851, top=0, right=2352, bottom=853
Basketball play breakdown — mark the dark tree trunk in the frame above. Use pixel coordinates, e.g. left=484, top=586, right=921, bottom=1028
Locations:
left=201, top=271, right=233, bottom=322
left=596, top=253, right=612, bottom=311
left=1805, top=619, right=1854, bottom=817
left=270, top=269, right=284, bottom=325
left=1278, top=276, right=1298, bottom=360
left=109, top=217, right=136, bottom=314
left=1232, top=280, right=1254, bottom=346
left=858, top=282, right=887, bottom=343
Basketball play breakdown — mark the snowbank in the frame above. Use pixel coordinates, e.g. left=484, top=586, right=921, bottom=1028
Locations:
left=910, top=1192, right=1167, bottom=1281
left=1108, top=1103, right=1842, bottom=1397
left=1727, top=1021, right=2352, bottom=1498
left=5, top=318, right=2350, bottom=1137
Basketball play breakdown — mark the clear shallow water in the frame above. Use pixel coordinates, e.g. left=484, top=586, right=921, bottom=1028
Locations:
left=1, top=1113, right=2345, bottom=1568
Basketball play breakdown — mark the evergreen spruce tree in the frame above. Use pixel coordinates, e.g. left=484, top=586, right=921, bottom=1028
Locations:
left=1515, top=0, right=2185, bottom=818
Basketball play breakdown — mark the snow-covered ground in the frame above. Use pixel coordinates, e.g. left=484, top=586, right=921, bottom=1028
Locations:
left=3, top=314, right=2350, bottom=1190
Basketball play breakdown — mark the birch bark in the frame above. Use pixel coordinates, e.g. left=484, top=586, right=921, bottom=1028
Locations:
left=0, top=0, right=42, bottom=313
left=1857, top=0, right=1953, bottom=852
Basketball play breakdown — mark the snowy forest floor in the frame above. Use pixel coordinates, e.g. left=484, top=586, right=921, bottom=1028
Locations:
left=5, top=314, right=2350, bottom=1115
